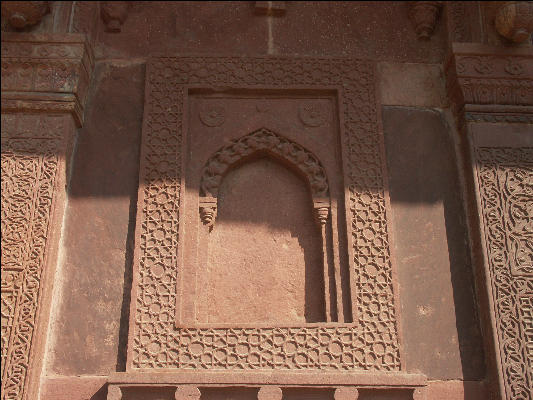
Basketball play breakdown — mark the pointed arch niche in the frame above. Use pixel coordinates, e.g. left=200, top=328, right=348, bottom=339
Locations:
left=177, top=128, right=353, bottom=327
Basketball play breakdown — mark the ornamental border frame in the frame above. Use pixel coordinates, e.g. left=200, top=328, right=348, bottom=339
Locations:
left=127, top=55, right=403, bottom=372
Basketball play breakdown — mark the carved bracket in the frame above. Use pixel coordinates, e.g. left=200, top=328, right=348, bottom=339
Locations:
left=101, top=1, right=130, bottom=33
left=199, top=197, right=217, bottom=228
left=1, top=1, right=49, bottom=29
left=314, top=199, right=331, bottom=227
left=495, top=1, right=533, bottom=43
left=408, top=1, right=443, bottom=40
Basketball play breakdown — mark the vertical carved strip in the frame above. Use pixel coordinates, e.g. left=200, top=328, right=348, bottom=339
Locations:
left=1, top=114, right=69, bottom=400
left=475, top=147, right=533, bottom=400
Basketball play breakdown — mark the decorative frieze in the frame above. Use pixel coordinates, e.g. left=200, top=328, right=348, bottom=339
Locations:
left=446, top=43, right=533, bottom=117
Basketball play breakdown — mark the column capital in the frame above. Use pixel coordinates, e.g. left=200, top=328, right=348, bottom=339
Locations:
left=445, top=42, right=533, bottom=123
left=1, top=32, right=94, bottom=127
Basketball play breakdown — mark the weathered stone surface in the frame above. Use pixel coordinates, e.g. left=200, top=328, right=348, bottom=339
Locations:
left=46, top=62, right=144, bottom=375
left=382, top=106, right=485, bottom=380
left=378, top=62, right=446, bottom=107
left=2, top=2, right=531, bottom=400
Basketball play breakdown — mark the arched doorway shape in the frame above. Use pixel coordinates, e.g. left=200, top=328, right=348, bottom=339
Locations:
left=199, top=128, right=330, bottom=227
left=195, top=128, right=338, bottom=323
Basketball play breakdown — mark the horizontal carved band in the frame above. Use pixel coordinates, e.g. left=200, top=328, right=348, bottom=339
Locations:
left=1, top=33, right=94, bottom=124
left=446, top=43, right=533, bottom=111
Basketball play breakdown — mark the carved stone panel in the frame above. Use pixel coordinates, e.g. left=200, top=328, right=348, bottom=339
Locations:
left=128, top=56, right=401, bottom=372
left=1, top=113, right=73, bottom=400
left=472, top=126, right=533, bottom=400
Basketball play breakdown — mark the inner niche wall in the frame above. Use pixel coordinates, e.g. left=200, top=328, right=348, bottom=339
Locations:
left=207, top=157, right=325, bottom=324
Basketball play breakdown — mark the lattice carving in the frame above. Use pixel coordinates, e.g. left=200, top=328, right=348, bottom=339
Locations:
left=131, top=57, right=400, bottom=371
left=1, top=114, right=65, bottom=400
left=475, top=147, right=533, bottom=400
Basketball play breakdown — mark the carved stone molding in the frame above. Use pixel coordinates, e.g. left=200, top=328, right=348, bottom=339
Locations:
left=1, top=33, right=94, bottom=126
left=446, top=43, right=533, bottom=121
left=101, top=1, right=129, bottom=33
left=199, top=197, right=217, bottom=228
left=495, top=1, right=533, bottom=43
left=1, top=1, right=49, bottom=30
left=408, top=1, right=443, bottom=40
left=107, top=371, right=427, bottom=397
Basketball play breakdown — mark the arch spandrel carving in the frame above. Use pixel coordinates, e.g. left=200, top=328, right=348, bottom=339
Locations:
left=200, top=128, right=329, bottom=199
left=199, top=128, right=330, bottom=228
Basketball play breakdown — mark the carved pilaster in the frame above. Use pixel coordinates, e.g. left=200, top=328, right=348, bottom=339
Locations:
left=1, top=32, right=93, bottom=400
left=446, top=42, right=533, bottom=400
left=314, top=200, right=330, bottom=226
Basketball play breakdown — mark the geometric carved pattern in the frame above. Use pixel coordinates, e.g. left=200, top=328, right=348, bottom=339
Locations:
left=0, top=114, right=64, bottom=400
left=476, top=147, right=533, bottom=400
left=130, top=57, right=400, bottom=371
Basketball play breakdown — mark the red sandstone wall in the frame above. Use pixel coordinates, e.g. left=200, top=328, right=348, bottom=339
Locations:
left=3, top=2, right=531, bottom=400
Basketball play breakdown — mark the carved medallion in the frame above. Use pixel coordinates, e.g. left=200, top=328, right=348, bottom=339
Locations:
left=199, top=105, right=225, bottom=127
left=298, top=104, right=326, bottom=127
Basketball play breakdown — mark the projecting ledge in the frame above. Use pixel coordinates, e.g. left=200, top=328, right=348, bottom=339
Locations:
left=108, top=370, right=427, bottom=387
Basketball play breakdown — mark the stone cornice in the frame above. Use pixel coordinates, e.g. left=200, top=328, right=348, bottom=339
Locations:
left=1, top=33, right=94, bottom=126
left=446, top=42, right=533, bottom=122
